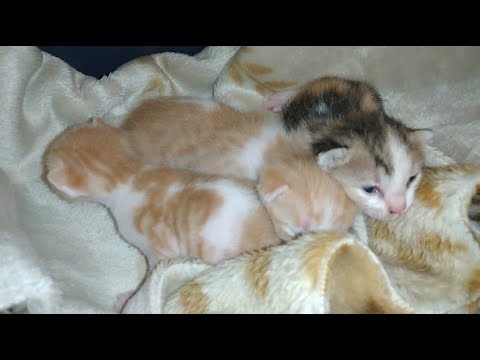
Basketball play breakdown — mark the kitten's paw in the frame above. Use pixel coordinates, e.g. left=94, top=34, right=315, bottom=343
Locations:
left=264, top=89, right=299, bottom=112
left=114, top=290, right=137, bottom=313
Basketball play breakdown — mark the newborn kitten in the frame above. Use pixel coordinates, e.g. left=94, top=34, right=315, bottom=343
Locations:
left=258, top=154, right=359, bottom=240
left=265, top=76, right=432, bottom=221
left=44, top=119, right=357, bottom=270
left=122, top=96, right=293, bottom=181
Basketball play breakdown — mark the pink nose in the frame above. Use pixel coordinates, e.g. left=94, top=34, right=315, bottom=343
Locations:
left=389, top=203, right=406, bottom=214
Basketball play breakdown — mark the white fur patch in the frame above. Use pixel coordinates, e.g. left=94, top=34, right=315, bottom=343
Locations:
left=197, top=179, right=259, bottom=262
left=387, top=134, right=414, bottom=194
left=236, top=120, right=282, bottom=179
left=103, top=182, right=153, bottom=263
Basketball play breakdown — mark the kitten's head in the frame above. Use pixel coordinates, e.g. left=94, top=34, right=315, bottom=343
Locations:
left=313, top=113, right=432, bottom=221
left=282, top=76, right=384, bottom=132
left=44, top=118, right=141, bottom=200
left=257, top=157, right=359, bottom=241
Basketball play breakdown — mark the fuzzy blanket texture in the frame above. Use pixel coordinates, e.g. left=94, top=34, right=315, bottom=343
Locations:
left=1, top=46, right=479, bottom=314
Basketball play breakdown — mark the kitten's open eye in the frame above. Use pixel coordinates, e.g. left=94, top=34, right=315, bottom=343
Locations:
left=362, top=186, right=380, bottom=194
left=407, top=174, right=418, bottom=187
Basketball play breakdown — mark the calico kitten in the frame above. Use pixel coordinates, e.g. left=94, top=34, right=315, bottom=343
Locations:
left=265, top=76, right=432, bottom=221
left=44, top=119, right=358, bottom=269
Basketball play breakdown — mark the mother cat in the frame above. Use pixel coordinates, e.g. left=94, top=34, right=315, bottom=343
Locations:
left=122, top=76, right=431, bottom=221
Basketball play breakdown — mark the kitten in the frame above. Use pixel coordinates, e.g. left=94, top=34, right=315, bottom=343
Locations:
left=258, top=155, right=359, bottom=240
left=43, top=119, right=357, bottom=270
left=265, top=76, right=432, bottom=221
left=122, top=96, right=293, bottom=181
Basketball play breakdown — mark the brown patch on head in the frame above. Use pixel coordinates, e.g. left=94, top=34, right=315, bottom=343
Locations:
left=305, top=76, right=350, bottom=97
left=283, top=76, right=384, bottom=132
left=178, top=281, right=209, bottom=314
left=245, top=249, right=273, bottom=299
left=44, top=120, right=142, bottom=197
left=467, top=268, right=480, bottom=298
left=303, top=76, right=382, bottom=113
left=324, top=244, right=412, bottom=314
left=368, top=219, right=467, bottom=273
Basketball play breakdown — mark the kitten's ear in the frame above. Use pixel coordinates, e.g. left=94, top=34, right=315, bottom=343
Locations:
left=264, top=87, right=299, bottom=113
left=258, top=184, right=290, bottom=203
left=411, top=128, right=433, bottom=144
left=46, top=167, right=84, bottom=199
left=257, top=167, right=290, bottom=203
left=317, top=148, right=351, bottom=169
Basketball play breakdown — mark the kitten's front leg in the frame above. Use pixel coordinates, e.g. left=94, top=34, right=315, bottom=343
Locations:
left=264, top=87, right=300, bottom=112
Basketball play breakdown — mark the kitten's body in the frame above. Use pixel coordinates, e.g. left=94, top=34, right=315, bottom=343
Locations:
left=265, top=76, right=431, bottom=221
left=44, top=120, right=358, bottom=269
left=123, top=96, right=304, bottom=180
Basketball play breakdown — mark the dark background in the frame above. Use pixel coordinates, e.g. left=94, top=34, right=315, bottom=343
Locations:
left=38, top=46, right=207, bottom=79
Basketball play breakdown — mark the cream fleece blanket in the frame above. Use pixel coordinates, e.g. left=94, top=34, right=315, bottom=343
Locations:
left=1, top=46, right=479, bottom=314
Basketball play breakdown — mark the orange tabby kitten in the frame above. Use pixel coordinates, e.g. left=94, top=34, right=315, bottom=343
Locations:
left=122, top=96, right=305, bottom=180
left=44, top=119, right=358, bottom=270
left=258, top=155, right=359, bottom=241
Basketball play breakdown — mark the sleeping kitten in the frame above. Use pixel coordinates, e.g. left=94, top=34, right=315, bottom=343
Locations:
left=123, top=93, right=430, bottom=221
left=44, top=119, right=358, bottom=269
left=258, top=155, right=359, bottom=240
left=122, top=96, right=293, bottom=181
left=265, top=76, right=432, bottom=221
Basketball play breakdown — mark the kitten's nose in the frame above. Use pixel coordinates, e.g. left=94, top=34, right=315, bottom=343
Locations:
left=388, top=203, right=406, bottom=214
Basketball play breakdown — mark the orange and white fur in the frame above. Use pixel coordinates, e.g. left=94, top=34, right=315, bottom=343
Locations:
left=122, top=91, right=429, bottom=222
left=43, top=118, right=358, bottom=270
left=123, top=96, right=295, bottom=181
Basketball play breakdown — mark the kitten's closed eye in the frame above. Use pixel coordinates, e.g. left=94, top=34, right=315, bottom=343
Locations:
left=407, top=174, right=418, bottom=187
